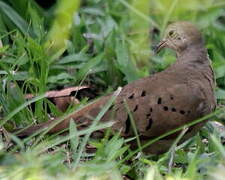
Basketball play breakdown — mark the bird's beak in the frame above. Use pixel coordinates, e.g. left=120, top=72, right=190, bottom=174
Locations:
left=154, top=39, right=167, bottom=54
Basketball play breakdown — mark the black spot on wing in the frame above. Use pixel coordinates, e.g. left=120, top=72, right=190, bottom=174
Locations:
left=125, top=115, right=131, bottom=134
left=141, top=91, right=146, bottom=97
left=163, top=106, right=168, bottom=111
left=145, top=118, right=153, bottom=131
left=157, top=97, right=162, bottom=104
left=133, top=105, right=138, bottom=112
left=128, top=94, right=134, bottom=99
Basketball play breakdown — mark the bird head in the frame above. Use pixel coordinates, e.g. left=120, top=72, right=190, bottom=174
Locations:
left=155, top=21, right=204, bottom=54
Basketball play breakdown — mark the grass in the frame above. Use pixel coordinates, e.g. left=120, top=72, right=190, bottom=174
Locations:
left=1, top=0, right=225, bottom=179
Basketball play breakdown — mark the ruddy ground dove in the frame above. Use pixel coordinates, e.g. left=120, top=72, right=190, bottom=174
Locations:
left=16, top=22, right=216, bottom=154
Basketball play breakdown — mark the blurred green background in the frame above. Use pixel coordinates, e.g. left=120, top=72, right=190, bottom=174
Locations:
left=1, top=0, right=225, bottom=179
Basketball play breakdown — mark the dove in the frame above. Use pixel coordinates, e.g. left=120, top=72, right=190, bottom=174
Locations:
left=16, top=22, right=216, bottom=154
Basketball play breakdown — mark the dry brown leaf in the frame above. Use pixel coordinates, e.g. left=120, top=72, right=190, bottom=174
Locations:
left=25, top=86, right=89, bottom=99
left=53, top=96, right=80, bottom=112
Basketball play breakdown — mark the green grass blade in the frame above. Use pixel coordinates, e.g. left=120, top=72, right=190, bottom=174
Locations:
left=1, top=94, right=46, bottom=127
left=72, top=87, right=122, bottom=169
left=44, top=0, right=80, bottom=59
left=0, top=1, right=33, bottom=36
left=118, top=108, right=223, bottom=166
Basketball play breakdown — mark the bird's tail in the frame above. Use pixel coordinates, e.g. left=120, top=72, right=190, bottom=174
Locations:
left=14, top=120, right=55, bottom=137
left=14, top=95, right=112, bottom=137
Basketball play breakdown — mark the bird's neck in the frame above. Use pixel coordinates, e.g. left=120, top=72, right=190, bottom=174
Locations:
left=177, top=43, right=209, bottom=65
left=175, top=44, right=213, bottom=78
left=174, top=43, right=215, bottom=88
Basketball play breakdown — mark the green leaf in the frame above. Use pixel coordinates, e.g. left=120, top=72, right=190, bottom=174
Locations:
left=115, top=37, right=139, bottom=83
left=48, top=72, right=74, bottom=84
left=215, top=65, right=225, bottom=79
left=216, top=88, right=225, bottom=99
left=0, top=1, right=33, bottom=36
left=69, top=119, right=79, bottom=160
left=58, top=53, right=90, bottom=64
left=44, top=0, right=80, bottom=59
left=75, top=53, right=104, bottom=82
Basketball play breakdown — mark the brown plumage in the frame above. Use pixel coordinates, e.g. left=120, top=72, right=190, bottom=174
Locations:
left=15, top=22, right=216, bottom=154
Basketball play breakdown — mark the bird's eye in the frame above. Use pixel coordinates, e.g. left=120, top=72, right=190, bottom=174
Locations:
left=169, top=30, right=175, bottom=36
